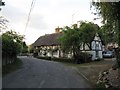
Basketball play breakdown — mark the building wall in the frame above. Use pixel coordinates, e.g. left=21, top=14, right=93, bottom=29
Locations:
left=91, top=51, right=103, bottom=60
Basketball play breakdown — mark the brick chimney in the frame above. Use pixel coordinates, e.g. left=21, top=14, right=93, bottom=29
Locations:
left=55, top=26, right=60, bottom=33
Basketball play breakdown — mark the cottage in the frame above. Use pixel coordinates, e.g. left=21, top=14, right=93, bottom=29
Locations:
left=91, top=33, right=103, bottom=60
left=33, top=27, right=103, bottom=60
left=33, top=27, right=64, bottom=58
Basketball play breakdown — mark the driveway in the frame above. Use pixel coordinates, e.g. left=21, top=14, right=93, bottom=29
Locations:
left=3, top=56, right=91, bottom=88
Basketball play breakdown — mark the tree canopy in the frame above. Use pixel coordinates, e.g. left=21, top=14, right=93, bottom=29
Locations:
left=92, top=1, right=120, bottom=86
left=92, top=1, right=120, bottom=46
left=1, top=30, right=24, bottom=57
left=59, top=21, right=98, bottom=62
left=1, top=30, right=28, bottom=65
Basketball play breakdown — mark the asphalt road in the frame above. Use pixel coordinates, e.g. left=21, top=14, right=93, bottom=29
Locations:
left=3, top=56, right=91, bottom=88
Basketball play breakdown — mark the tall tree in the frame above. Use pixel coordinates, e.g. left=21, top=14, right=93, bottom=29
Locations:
left=92, top=1, right=120, bottom=47
left=59, top=22, right=98, bottom=62
left=80, top=21, right=98, bottom=49
left=22, top=41, right=28, bottom=53
left=59, top=25, right=81, bottom=60
left=92, top=1, right=120, bottom=87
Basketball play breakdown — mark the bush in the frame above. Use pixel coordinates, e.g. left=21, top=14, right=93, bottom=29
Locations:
left=36, top=56, right=51, bottom=60
left=33, top=53, right=38, bottom=57
left=36, top=52, right=92, bottom=64
left=36, top=56, right=74, bottom=63
left=52, top=57, right=74, bottom=63
left=74, top=52, right=92, bottom=64
left=94, top=58, right=104, bottom=61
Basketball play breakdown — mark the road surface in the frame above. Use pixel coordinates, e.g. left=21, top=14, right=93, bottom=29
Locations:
left=3, top=56, right=91, bottom=88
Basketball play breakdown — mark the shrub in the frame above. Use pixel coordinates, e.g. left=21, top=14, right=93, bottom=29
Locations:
left=74, top=52, right=92, bottom=64
left=36, top=56, right=74, bottom=63
left=36, top=56, right=51, bottom=60
left=36, top=52, right=92, bottom=64
left=94, top=58, right=104, bottom=61
left=52, top=57, right=74, bottom=63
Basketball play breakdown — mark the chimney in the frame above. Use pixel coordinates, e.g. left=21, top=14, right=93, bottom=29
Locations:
left=55, top=26, right=60, bottom=33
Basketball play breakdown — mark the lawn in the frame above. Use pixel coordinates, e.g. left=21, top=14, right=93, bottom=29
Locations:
left=63, top=59, right=115, bottom=87
left=2, top=58, right=23, bottom=77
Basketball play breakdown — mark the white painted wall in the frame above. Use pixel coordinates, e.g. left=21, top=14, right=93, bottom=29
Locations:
left=53, top=50, right=59, bottom=58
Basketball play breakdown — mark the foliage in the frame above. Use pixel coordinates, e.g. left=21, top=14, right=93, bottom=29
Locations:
left=92, top=1, right=120, bottom=45
left=36, top=56, right=74, bottom=63
left=22, top=41, right=28, bottom=53
left=80, top=22, right=98, bottom=49
left=52, top=57, right=74, bottom=63
left=98, top=23, right=117, bottom=45
left=36, top=56, right=51, bottom=60
left=92, top=2, right=120, bottom=55
left=92, top=1, right=120, bottom=87
left=59, top=25, right=81, bottom=55
left=58, top=22, right=97, bottom=62
left=1, top=30, right=24, bottom=65
left=74, top=52, right=92, bottom=64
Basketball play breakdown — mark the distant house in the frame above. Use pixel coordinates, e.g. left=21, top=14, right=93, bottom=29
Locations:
left=91, top=33, right=103, bottom=60
left=33, top=27, right=64, bottom=58
left=33, top=27, right=103, bottom=60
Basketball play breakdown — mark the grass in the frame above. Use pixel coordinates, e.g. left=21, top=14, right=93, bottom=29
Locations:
left=2, top=58, right=23, bottom=77
left=63, top=59, right=114, bottom=88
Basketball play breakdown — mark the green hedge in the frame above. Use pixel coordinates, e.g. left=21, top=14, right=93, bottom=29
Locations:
left=36, top=52, right=93, bottom=64
left=74, top=52, right=92, bottom=64
left=52, top=57, right=74, bottom=63
left=37, top=56, right=51, bottom=60
left=36, top=56, right=74, bottom=63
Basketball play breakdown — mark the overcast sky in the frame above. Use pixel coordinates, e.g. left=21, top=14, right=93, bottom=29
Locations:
left=1, top=0, right=102, bottom=45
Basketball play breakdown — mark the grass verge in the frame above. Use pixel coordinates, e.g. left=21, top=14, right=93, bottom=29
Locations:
left=63, top=59, right=114, bottom=88
left=2, top=58, right=23, bottom=77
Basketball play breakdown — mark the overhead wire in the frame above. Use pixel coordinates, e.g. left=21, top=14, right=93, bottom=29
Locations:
left=21, top=0, right=36, bottom=55
left=24, top=0, right=36, bottom=34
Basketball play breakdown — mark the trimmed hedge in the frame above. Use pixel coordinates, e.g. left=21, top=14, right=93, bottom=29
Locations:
left=74, top=52, right=92, bottom=64
left=36, top=52, right=92, bottom=64
left=36, top=56, right=74, bottom=63
left=52, top=57, right=74, bottom=63
left=37, top=56, right=51, bottom=60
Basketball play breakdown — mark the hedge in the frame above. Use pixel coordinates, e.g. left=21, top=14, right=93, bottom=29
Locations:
left=36, top=56, right=74, bottom=63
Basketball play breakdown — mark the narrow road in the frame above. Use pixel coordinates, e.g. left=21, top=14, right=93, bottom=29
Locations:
left=3, top=56, right=91, bottom=88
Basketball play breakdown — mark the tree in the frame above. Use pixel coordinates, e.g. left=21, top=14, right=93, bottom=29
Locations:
left=80, top=21, right=98, bottom=49
left=59, top=22, right=98, bottom=63
left=92, top=1, right=120, bottom=46
left=1, top=30, right=24, bottom=65
left=92, top=1, right=120, bottom=87
left=22, top=41, right=28, bottom=53
left=98, top=23, right=117, bottom=45
left=59, top=25, right=81, bottom=60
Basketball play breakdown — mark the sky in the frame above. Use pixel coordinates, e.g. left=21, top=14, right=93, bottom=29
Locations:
left=1, top=0, right=102, bottom=45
